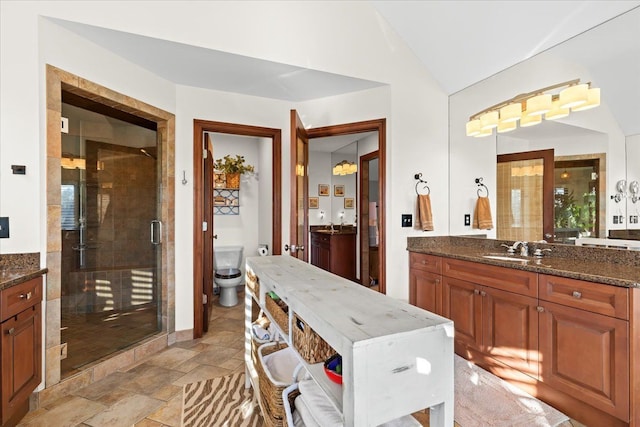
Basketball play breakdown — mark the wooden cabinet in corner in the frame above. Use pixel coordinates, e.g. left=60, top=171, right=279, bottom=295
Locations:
left=1, top=276, right=42, bottom=427
left=310, top=231, right=356, bottom=282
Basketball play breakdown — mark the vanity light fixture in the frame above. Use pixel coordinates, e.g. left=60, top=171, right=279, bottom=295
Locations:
left=466, top=79, right=600, bottom=137
left=333, top=160, right=357, bottom=175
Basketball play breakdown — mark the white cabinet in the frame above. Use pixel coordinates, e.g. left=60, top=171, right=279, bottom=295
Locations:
left=244, top=256, right=454, bottom=427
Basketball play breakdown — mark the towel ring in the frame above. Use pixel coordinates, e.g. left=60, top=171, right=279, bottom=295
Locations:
left=475, top=177, right=489, bottom=197
left=415, top=173, right=430, bottom=196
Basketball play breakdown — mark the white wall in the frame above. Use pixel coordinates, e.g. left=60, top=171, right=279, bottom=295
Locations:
left=1, top=1, right=450, bottom=335
left=308, top=151, right=332, bottom=226
left=207, top=133, right=262, bottom=279
left=627, top=134, right=640, bottom=230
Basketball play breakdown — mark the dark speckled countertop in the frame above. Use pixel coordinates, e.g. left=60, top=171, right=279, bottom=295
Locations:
left=408, top=236, right=640, bottom=288
left=0, top=253, right=47, bottom=290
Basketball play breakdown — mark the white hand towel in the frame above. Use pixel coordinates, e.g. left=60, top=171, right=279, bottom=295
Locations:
left=252, top=325, right=270, bottom=340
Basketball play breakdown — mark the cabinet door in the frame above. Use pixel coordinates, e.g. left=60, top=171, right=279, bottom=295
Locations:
left=1, top=305, right=41, bottom=425
left=409, top=269, right=442, bottom=315
left=539, top=301, right=629, bottom=420
left=442, top=277, right=482, bottom=353
left=483, top=287, right=539, bottom=378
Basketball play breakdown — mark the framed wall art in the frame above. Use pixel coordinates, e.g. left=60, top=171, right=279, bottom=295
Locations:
left=318, top=184, right=330, bottom=196
left=309, top=197, right=319, bottom=209
left=334, top=185, right=345, bottom=197
left=344, top=198, right=354, bottom=209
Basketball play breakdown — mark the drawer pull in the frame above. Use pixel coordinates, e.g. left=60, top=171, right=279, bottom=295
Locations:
left=572, top=291, right=582, bottom=299
left=7, top=328, right=15, bottom=335
left=19, top=291, right=32, bottom=300
left=474, top=289, right=480, bottom=295
left=480, top=290, right=487, bottom=297
left=421, top=260, right=427, bottom=264
left=536, top=306, right=544, bottom=312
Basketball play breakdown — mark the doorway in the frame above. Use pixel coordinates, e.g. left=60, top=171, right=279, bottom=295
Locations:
left=46, top=65, right=174, bottom=388
left=192, top=120, right=282, bottom=339
left=554, top=156, right=604, bottom=242
left=59, top=98, right=162, bottom=377
left=497, top=149, right=554, bottom=242
left=290, top=111, right=387, bottom=293
left=360, top=152, right=379, bottom=288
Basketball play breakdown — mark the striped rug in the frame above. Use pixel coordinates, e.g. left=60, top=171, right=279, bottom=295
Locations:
left=181, top=372, right=263, bottom=427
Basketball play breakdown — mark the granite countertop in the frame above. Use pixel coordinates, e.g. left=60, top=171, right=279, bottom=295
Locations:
left=0, top=253, right=47, bottom=291
left=408, top=236, right=640, bottom=288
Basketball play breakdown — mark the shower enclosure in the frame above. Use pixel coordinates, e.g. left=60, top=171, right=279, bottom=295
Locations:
left=60, top=100, right=161, bottom=377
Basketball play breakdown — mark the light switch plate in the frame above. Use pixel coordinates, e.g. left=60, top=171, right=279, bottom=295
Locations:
left=464, top=214, right=471, bottom=226
left=401, top=214, right=412, bottom=227
left=0, top=217, right=9, bottom=238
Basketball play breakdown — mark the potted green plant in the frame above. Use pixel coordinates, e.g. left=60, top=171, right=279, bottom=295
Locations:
left=214, top=155, right=254, bottom=189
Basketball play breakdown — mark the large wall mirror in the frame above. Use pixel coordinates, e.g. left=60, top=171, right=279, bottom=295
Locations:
left=449, top=7, right=640, bottom=243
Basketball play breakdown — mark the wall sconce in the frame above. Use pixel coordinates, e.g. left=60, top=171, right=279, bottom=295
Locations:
left=629, top=181, right=639, bottom=203
left=333, top=160, right=357, bottom=175
left=319, top=210, right=325, bottom=219
left=466, top=79, right=601, bottom=138
left=611, top=179, right=627, bottom=203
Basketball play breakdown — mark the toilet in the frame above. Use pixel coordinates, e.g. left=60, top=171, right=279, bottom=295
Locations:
left=214, top=246, right=244, bottom=307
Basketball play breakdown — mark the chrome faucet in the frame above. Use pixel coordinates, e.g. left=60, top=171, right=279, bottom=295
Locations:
left=502, top=241, right=528, bottom=256
left=512, top=241, right=528, bottom=256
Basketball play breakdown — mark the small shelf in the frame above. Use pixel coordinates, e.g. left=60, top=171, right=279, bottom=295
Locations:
left=214, top=188, right=239, bottom=215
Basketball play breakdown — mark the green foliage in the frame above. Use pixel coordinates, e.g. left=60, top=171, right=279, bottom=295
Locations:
left=554, top=189, right=596, bottom=234
left=214, top=154, right=255, bottom=174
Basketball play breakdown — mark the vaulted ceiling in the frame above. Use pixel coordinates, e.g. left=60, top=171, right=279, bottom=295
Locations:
left=50, top=1, right=640, bottom=134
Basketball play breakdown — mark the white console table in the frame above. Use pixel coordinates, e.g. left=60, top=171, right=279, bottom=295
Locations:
left=244, top=256, right=454, bottom=427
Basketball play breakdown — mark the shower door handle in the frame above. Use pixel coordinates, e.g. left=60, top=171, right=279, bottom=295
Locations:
left=151, top=220, right=162, bottom=245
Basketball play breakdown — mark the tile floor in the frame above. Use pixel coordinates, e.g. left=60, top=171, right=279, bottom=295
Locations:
left=19, top=290, right=587, bottom=427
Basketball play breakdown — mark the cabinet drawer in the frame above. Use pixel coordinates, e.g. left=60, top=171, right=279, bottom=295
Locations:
left=409, top=252, right=442, bottom=274
left=539, top=274, right=628, bottom=319
left=0, top=277, right=43, bottom=322
left=443, top=258, right=537, bottom=297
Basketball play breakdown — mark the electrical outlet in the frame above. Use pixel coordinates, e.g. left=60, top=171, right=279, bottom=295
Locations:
left=401, top=214, right=412, bottom=227
left=464, top=214, right=471, bottom=226
left=0, top=217, right=9, bottom=238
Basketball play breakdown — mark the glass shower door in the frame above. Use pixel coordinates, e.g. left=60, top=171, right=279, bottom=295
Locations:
left=61, top=102, right=161, bottom=377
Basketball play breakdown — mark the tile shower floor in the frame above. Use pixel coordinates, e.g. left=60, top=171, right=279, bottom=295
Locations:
left=20, top=291, right=586, bottom=427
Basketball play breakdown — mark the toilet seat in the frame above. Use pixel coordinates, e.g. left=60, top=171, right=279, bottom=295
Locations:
left=215, top=268, right=241, bottom=280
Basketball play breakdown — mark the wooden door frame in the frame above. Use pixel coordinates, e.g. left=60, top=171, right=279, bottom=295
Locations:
left=304, top=118, right=387, bottom=294
left=193, top=119, right=282, bottom=338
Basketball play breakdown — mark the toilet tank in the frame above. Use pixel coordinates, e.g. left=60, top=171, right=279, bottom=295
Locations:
left=214, top=246, right=244, bottom=270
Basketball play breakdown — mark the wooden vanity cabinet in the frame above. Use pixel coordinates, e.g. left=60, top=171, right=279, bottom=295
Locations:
left=538, top=274, right=630, bottom=422
left=0, top=277, right=42, bottom=426
left=408, top=252, right=638, bottom=427
left=441, top=265, right=539, bottom=377
left=310, top=231, right=356, bottom=281
left=409, top=253, right=442, bottom=315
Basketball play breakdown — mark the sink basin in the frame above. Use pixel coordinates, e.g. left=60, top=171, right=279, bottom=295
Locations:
left=482, top=255, right=529, bottom=263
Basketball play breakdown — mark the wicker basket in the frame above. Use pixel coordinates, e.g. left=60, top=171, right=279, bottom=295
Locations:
left=265, top=293, right=289, bottom=334
left=256, top=342, right=300, bottom=427
left=292, top=313, right=335, bottom=364
left=246, top=270, right=260, bottom=296
left=226, top=172, right=240, bottom=189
